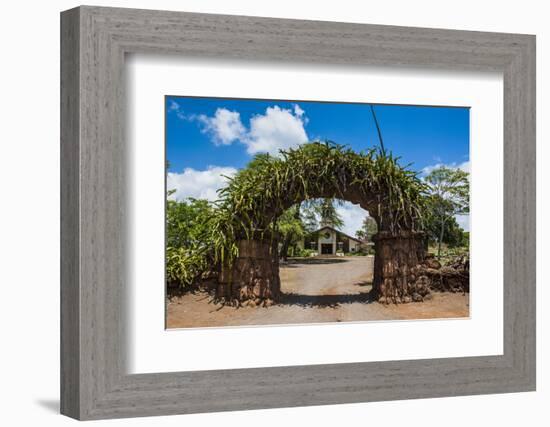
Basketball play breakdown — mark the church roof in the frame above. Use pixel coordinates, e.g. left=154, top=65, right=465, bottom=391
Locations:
left=310, top=225, right=363, bottom=243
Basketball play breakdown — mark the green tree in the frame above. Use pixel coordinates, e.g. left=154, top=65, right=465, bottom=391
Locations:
left=355, top=216, right=378, bottom=242
left=300, top=202, right=319, bottom=233
left=424, top=166, right=469, bottom=259
left=277, top=205, right=306, bottom=261
left=166, top=193, right=213, bottom=248
left=165, top=194, right=215, bottom=288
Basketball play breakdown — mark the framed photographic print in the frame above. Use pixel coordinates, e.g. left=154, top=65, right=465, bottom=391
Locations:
left=163, top=96, right=472, bottom=330
left=61, top=6, right=536, bottom=420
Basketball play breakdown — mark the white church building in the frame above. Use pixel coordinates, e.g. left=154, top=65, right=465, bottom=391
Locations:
left=299, top=225, right=363, bottom=255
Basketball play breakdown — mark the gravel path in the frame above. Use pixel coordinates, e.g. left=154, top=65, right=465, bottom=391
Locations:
left=167, top=256, right=469, bottom=329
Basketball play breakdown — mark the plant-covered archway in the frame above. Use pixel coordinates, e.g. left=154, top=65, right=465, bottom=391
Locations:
left=212, top=142, right=428, bottom=304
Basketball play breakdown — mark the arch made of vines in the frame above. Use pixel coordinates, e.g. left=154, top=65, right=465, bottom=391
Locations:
left=212, top=141, right=427, bottom=262
left=208, top=141, right=429, bottom=304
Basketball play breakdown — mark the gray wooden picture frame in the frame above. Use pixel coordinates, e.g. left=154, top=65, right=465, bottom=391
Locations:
left=60, top=5, right=536, bottom=420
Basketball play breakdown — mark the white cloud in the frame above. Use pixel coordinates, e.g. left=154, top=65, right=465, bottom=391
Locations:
left=197, top=108, right=246, bottom=145
left=422, top=160, right=470, bottom=176
left=293, top=104, right=305, bottom=117
left=335, top=202, right=370, bottom=238
left=245, top=106, right=308, bottom=155
left=167, top=166, right=237, bottom=202
left=168, top=100, right=186, bottom=120
left=194, top=105, right=308, bottom=156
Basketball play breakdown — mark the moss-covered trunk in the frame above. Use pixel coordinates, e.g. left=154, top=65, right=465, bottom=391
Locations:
left=217, top=239, right=280, bottom=305
left=372, top=231, right=428, bottom=303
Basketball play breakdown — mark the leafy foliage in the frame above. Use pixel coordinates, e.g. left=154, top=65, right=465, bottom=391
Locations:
left=166, top=195, right=213, bottom=248
left=276, top=205, right=306, bottom=260
left=316, top=198, right=344, bottom=229
left=166, top=196, right=216, bottom=288
left=295, top=198, right=343, bottom=232
left=277, top=206, right=305, bottom=238
left=165, top=246, right=210, bottom=288
left=300, top=201, right=319, bottom=233
left=424, top=214, right=468, bottom=247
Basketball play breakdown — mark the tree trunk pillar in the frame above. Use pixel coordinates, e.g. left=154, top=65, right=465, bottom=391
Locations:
left=217, top=238, right=280, bottom=305
left=372, top=231, right=427, bottom=303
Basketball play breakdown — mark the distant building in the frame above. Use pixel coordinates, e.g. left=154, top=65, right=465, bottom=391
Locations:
left=299, top=226, right=363, bottom=255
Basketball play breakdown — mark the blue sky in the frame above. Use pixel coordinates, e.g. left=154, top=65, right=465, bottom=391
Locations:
left=166, top=96, right=470, bottom=235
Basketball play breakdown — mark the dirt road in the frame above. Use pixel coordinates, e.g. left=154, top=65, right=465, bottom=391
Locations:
left=167, top=256, right=469, bottom=329
left=280, top=256, right=372, bottom=300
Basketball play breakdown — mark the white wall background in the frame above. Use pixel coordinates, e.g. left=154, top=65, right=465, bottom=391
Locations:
left=0, top=0, right=546, bottom=425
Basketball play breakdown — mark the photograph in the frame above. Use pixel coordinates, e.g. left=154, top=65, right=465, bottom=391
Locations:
left=165, top=96, right=471, bottom=329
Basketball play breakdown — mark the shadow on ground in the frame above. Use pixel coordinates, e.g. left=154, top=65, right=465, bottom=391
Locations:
left=279, top=285, right=374, bottom=308
left=281, top=257, right=349, bottom=268
left=35, top=399, right=59, bottom=413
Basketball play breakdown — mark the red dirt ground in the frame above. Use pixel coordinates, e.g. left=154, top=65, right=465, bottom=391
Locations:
left=166, top=256, right=469, bottom=329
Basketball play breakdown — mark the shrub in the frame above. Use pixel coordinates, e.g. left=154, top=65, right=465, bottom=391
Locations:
left=347, top=250, right=369, bottom=256
left=166, top=246, right=209, bottom=288
left=166, top=197, right=216, bottom=291
left=294, top=248, right=317, bottom=257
